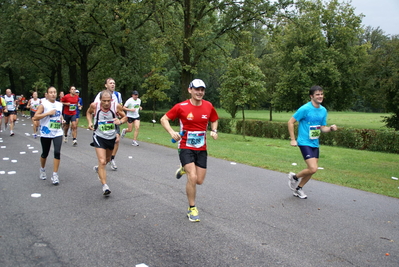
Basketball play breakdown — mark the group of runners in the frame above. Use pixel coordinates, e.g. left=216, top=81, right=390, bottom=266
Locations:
left=1, top=80, right=337, bottom=222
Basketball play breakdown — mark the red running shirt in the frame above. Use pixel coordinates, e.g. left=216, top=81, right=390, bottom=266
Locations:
left=61, top=94, right=79, bottom=115
left=166, top=99, right=218, bottom=151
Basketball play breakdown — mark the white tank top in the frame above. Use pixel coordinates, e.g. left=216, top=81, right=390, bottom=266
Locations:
left=40, top=100, right=64, bottom=138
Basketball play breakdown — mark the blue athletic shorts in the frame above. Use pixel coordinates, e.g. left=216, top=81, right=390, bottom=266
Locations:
left=299, top=146, right=319, bottom=160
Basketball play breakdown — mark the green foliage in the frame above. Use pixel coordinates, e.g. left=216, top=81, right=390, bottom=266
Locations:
left=272, top=0, right=368, bottom=111
left=31, top=79, right=48, bottom=96
left=219, top=55, right=267, bottom=117
left=362, top=36, right=399, bottom=129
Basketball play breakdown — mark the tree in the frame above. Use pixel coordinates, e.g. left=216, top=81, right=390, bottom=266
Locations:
left=151, top=0, right=288, bottom=101
left=141, top=38, right=172, bottom=123
left=362, top=36, right=399, bottom=129
left=272, top=0, right=368, bottom=111
left=219, top=53, right=266, bottom=138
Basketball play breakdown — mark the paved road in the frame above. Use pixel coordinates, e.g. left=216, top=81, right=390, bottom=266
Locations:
left=0, top=117, right=398, bottom=267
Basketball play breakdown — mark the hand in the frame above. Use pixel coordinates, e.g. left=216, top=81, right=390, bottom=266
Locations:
left=210, top=131, right=218, bottom=140
left=290, top=140, right=297, bottom=147
left=330, top=124, right=337, bottom=131
left=88, top=124, right=94, bottom=131
left=171, top=131, right=182, bottom=142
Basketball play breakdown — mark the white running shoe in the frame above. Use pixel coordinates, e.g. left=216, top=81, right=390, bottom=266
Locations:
left=102, top=184, right=111, bottom=196
left=72, top=140, right=77, bottom=146
left=51, top=174, right=59, bottom=185
left=293, top=188, right=307, bottom=199
left=288, top=172, right=300, bottom=191
left=63, top=136, right=68, bottom=143
left=110, top=159, right=117, bottom=170
left=40, top=169, right=47, bottom=180
left=132, top=140, right=139, bottom=146
left=121, top=128, right=126, bottom=138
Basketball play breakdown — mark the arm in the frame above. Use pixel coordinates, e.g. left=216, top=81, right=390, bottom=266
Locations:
left=26, top=99, right=31, bottom=109
left=32, top=105, right=56, bottom=121
left=210, top=120, right=218, bottom=140
left=321, top=124, right=337, bottom=133
left=160, top=114, right=182, bottom=142
left=86, top=103, right=96, bottom=130
left=115, top=105, right=127, bottom=125
left=288, top=117, right=297, bottom=147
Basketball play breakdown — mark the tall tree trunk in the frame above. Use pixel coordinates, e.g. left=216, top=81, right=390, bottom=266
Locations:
left=181, top=0, right=193, bottom=101
left=79, top=44, right=90, bottom=115
left=269, top=104, right=273, bottom=121
left=242, top=106, right=246, bottom=139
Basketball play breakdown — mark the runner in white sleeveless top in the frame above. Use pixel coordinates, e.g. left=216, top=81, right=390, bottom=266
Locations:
left=87, top=90, right=126, bottom=196
left=33, top=87, right=64, bottom=186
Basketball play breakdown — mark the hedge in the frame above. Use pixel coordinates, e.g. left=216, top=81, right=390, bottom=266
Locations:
left=140, top=111, right=399, bottom=154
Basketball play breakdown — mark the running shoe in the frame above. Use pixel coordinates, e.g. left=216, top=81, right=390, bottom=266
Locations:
left=51, top=174, right=59, bottom=185
left=63, top=136, right=68, bottom=143
left=0, top=129, right=2, bottom=132
left=72, top=140, right=77, bottom=146
left=33, top=134, right=37, bottom=139
left=121, top=128, right=126, bottom=138
left=110, top=159, right=117, bottom=170
left=132, top=140, right=139, bottom=146
left=288, top=172, right=299, bottom=191
left=10, top=131, right=14, bottom=136
left=102, top=184, right=111, bottom=196
left=293, top=188, right=307, bottom=199
left=187, top=207, right=200, bottom=222
left=40, top=169, right=47, bottom=180
left=175, top=166, right=186, bottom=179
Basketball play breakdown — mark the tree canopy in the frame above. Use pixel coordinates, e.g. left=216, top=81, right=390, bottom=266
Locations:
left=0, top=0, right=397, bottom=129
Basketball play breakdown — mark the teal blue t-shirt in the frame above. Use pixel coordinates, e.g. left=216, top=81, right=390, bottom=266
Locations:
left=293, top=102, right=327, bottom=148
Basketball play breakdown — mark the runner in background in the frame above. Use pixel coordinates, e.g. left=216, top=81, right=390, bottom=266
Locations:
left=27, top=91, right=41, bottom=138
left=61, top=86, right=79, bottom=146
left=3, top=89, right=17, bottom=136
left=121, top=90, right=142, bottom=146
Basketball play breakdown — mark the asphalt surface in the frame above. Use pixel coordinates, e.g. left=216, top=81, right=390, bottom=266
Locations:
left=0, top=116, right=398, bottom=267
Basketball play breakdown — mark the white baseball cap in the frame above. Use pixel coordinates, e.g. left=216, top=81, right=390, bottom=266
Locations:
left=189, top=79, right=206, bottom=89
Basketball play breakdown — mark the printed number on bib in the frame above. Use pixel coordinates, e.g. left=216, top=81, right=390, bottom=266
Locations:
left=186, top=131, right=206, bottom=148
left=50, top=120, right=61, bottom=129
left=69, top=104, right=77, bottom=111
left=309, top=125, right=321, bottom=139
left=98, top=121, right=115, bottom=132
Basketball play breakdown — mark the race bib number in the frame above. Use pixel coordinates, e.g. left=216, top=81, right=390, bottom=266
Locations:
left=69, top=104, right=77, bottom=111
left=6, top=101, right=14, bottom=109
left=49, top=119, right=61, bottom=129
left=98, top=121, right=115, bottom=132
left=186, top=131, right=206, bottom=148
left=309, top=125, right=321, bottom=139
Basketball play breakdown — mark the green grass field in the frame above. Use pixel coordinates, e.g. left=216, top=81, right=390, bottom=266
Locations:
left=78, top=111, right=399, bottom=199
left=215, top=109, right=390, bottom=129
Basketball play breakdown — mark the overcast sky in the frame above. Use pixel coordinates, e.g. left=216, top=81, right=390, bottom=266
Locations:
left=348, top=0, right=399, bottom=36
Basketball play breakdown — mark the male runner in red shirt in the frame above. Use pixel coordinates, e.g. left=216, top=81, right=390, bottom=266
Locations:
left=161, top=79, right=219, bottom=222
left=61, top=86, right=79, bottom=146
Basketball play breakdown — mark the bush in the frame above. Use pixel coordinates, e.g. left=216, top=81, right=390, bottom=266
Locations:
left=140, top=111, right=399, bottom=154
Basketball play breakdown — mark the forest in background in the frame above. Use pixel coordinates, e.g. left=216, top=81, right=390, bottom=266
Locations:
left=1, top=0, right=398, bottom=128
